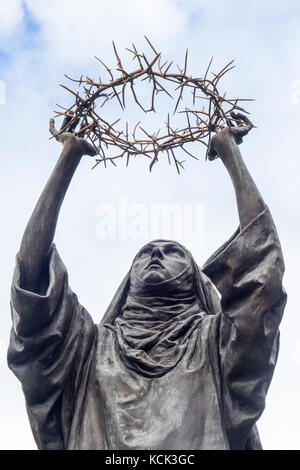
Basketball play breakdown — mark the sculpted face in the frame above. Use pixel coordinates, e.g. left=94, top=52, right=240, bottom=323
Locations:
left=131, top=241, right=192, bottom=285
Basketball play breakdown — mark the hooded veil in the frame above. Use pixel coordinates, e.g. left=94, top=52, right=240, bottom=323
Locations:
left=101, top=239, right=221, bottom=324
left=100, top=240, right=222, bottom=378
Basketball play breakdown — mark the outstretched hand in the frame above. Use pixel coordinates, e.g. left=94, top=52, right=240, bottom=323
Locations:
left=207, top=112, right=254, bottom=161
left=49, top=118, right=97, bottom=157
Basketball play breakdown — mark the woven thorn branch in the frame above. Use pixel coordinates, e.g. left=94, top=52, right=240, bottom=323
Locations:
left=53, top=36, right=254, bottom=173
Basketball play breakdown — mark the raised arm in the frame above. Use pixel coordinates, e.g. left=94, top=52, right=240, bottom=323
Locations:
left=205, top=114, right=286, bottom=449
left=19, top=119, right=96, bottom=293
left=208, top=113, right=264, bottom=229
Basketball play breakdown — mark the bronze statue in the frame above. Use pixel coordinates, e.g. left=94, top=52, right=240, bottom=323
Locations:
left=7, top=114, right=286, bottom=449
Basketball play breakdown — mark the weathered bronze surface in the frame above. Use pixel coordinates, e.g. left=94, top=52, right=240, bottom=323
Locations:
left=7, top=115, right=286, bottom=449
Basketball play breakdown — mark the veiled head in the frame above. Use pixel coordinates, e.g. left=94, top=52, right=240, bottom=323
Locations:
left=129, top=240, right=195, bottom=297
left=100, top=240, right=221, bottom=325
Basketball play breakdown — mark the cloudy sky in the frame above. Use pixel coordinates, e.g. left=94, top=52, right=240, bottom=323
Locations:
left=1, top=0, right=300, bottom=450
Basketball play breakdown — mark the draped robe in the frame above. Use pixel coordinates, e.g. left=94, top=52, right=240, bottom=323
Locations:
left=7, top=206, right=286, bottom=449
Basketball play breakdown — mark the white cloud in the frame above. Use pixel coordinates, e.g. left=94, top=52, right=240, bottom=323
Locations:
left=24, top=0, right=185, bottom=64
left=0, top=0, right=23, bottom=39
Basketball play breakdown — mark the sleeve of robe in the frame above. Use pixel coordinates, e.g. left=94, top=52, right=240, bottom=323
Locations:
left=7, top=244, right=97, bottom=450
left=202, top=206, right=287, bottom=450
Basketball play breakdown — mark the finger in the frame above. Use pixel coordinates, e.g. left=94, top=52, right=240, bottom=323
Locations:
left=230, top=112, right=253, bottom=138
left=49, top=118, right=65, bottom=144
left=60, top=113, right=80, bottom=134
left=230, top=111, right=253, bottom=128
left=68, top=117, right=80, bottom=133
left=60, top=114, right=73, bottom=131
left=49, top=118, right=57, bottom=137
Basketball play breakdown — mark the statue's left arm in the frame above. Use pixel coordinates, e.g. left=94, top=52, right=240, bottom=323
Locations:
left=207, top=113, right=263, bottom=229
left=203, top=114, right=287, bottom=449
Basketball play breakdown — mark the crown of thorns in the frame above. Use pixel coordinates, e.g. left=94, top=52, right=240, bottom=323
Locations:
left=54, top=37, right=253, bottom=173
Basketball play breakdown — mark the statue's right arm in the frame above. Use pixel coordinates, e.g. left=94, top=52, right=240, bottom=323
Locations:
left=19, top=119, right=96, bottom=294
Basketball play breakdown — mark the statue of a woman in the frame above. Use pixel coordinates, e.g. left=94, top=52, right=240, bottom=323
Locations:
left=7, top=115, right=286, bottom=450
